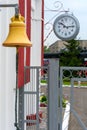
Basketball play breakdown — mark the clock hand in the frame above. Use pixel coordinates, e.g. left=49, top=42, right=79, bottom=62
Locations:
left=67, top=25, right=75, bottom=28
left=58, top=22, right=75, bottom=28
left=58, top=22, right=67, bottom=28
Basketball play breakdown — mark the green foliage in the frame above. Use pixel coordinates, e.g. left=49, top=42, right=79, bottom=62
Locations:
left=40, top=95, right=47, bottom=104
left=62, top=97, right=67, bottom=108
left=44, top=45, right=50, bottom=52
left=60, top=39, right=82, bottom=67
left=40, top=95, right=67, bottom=108
left=58, top=96, right=67, bottom=108
left=41, top=79, right=47, bottom=84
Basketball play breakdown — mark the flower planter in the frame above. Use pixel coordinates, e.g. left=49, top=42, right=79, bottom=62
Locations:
left=26, top=111, right=43, bottom=126
left=40, top=103, right=47, bottom=107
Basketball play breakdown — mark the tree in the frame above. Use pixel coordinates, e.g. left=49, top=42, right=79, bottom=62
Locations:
left=60, top=39, right=82, bottom=66
left=44, top=45, right=50, bottom=53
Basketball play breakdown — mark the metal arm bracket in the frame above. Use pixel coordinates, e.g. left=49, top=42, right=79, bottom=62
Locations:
left=0, top=4, right=19, bottom=17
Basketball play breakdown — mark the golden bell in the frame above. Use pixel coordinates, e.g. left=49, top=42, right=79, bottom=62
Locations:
left=3, top=14, right=32, bottom=47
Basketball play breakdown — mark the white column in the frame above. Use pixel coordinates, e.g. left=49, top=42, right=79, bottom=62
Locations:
left=0, top=5, right=8, bottom=130
left=0, top=0, right=18, bottom=130
left=31, top=0, right=42, bottom=66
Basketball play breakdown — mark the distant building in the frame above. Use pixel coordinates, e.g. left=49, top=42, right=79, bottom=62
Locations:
left=49, top=40, right=87, bottom=53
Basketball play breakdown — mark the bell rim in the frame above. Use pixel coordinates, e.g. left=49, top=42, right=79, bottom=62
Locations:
left=3, top=43, right=32, bottom=47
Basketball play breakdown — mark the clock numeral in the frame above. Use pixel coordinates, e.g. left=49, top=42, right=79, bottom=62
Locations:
left=65, top=17, right=67, bottom=21
left=58, top=26, right=60, bottom=28
left=61, top=19, right=64, bottom=22
left=69, top=32, right=71, bottom=35
left=65, top=33, right=67, bottom=36
left=58, top=29, right=61, bottom=32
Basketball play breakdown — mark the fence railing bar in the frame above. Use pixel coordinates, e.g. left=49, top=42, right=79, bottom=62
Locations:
left=24, top=66, right=48, bottom=69
left=61, top=66, right=87, bottom=70
left=71, top=109, right=87, bottom=130
left=24, top=91, right=37, bottom=94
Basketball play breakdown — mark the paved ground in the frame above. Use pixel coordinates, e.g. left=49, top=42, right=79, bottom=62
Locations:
left=26, top=86, right=87, bottom=130
left=63, top=87, right=87, bottom=130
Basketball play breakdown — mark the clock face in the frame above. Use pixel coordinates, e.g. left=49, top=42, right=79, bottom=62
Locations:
left=53, top=13, right=80, bottom=41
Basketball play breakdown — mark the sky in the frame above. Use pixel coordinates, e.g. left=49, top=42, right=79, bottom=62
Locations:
left=44, top=0, right=87, bottom=46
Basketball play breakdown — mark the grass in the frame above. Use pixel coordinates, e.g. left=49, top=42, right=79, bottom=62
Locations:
left=63, top=80, right=87, bottom=86
left=41, top=80, right=47, bottom=84
left=41, top=79, right=87, bottom=86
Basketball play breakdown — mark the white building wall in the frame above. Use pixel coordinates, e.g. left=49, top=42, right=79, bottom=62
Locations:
left=0, top=0, right=42, bottom=130
left=0, top=0, right=19, bottom=130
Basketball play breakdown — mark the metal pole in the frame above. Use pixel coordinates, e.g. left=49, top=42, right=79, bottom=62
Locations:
left=0, top=4, right=19, bottom=17
left=14, top=47, right=20, bottom=130
left=48, top=58, right=59, bottom=130
left=0, top=4, right=18, bottom=7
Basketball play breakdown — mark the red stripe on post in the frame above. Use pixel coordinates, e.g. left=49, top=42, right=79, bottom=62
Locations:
left=25, top=0, right=31, bottom=83
left=41, top=0, right=44, bottom=76
left=41, top=0, right=44, bottom=66
left=18, top=0, right=25, bottom=88
left=19, top=0, right=25, bottom=16
left=18, top=48, right=24, bottom=88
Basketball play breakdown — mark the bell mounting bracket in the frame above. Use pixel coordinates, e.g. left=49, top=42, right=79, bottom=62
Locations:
left=0, top=4, right=19, bottom=17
